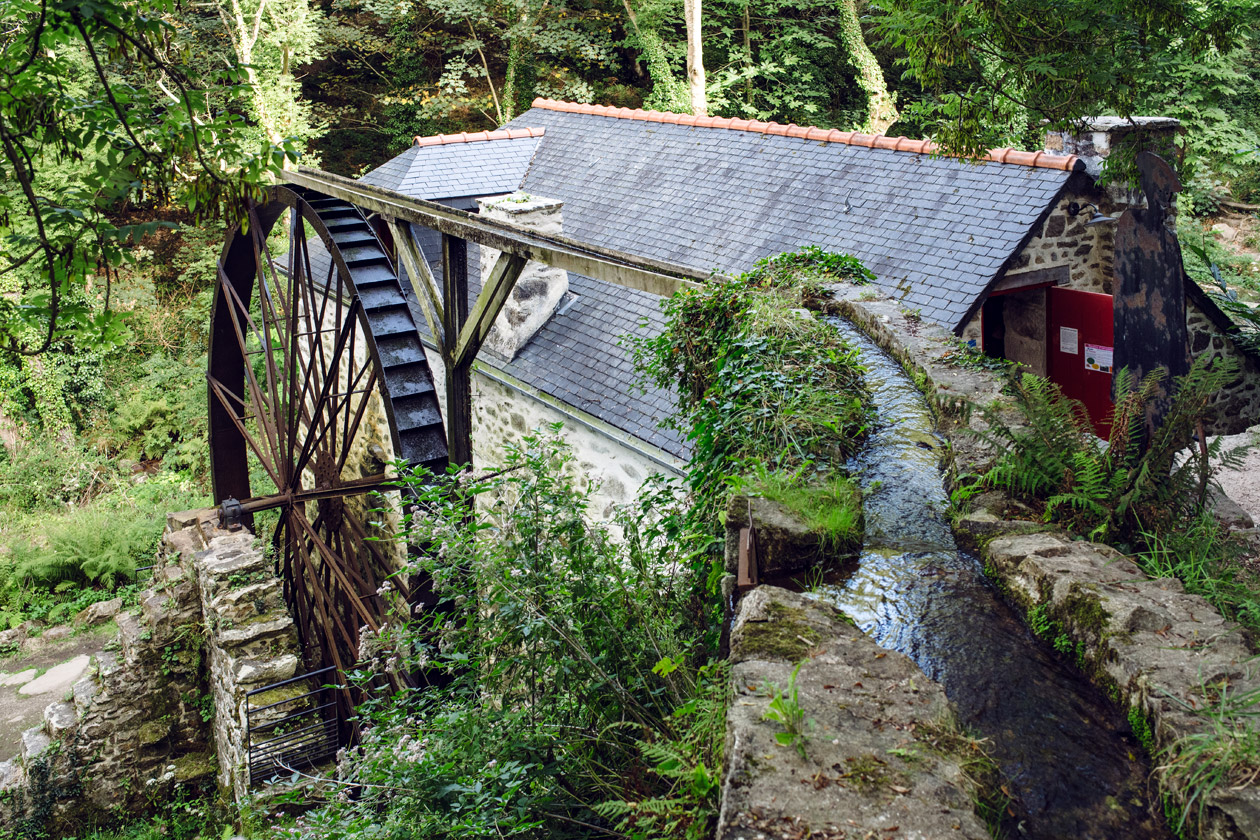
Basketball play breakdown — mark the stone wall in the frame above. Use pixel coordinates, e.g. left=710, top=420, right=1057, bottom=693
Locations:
left=957, top=185, right=1260, bottom=435
left=423, top=348, right=683, bottom=520
left=1188, top=306, right=1260, bottom=435
left=1003, top=191, right=1121, bottom=294
left=0, top=517, right=216, bottom=835
left=187, top=515, right=311, bottom=803
left=0, top=510, right=313, bottom=834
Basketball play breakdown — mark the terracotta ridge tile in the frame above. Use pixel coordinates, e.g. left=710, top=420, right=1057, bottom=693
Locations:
left=413, top=127, right=545, bottom=146
left=527, top=98, right=1083, bottom=171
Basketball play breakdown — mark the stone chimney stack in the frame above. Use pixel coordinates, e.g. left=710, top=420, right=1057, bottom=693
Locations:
left=477, top=193, right=569, bottom=361
left=1043, top=117, right=1182, bottom=203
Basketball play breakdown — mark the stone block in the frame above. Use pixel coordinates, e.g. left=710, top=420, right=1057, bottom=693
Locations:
left=0, top=759, right=24, bottom=791
left=74, top=598, right=122, bottom=628
left=21, top=726, right=51, bottom=761
left=43, top=701, right=77, bottom=740
left=214, top=616, right=296, bottom=649
left=720, top=588, right=989, bottom=839
left=232, top=653, right=300, bottom=687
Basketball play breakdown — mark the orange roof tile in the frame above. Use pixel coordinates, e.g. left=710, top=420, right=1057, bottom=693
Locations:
left=528, top=98, right=1082, bottom=172
left=413, top=127, right=545, bottom=147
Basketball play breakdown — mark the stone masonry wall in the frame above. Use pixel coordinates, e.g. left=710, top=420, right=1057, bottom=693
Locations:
left=829, top=285, right=1260, bottom=838
left=958, top=187, right=1260, bottom=434
left=0, top=510, right=314, bottom=835
left=0, top=517, right=216, bottom=835
left=186, top=513, right=311, bottom=803
left=423, top=348, right=682, bottom=520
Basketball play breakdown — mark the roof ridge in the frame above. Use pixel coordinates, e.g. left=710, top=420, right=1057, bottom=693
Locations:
left=529, top=99, right=1082, bottom=172
left=413, top=127, right=545, bottom=147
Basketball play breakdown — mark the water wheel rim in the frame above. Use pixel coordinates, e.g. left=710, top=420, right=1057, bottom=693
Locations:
left=207, top=185, right=446, bottom=732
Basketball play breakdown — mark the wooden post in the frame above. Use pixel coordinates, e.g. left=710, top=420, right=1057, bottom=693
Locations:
left=442, top=233, right=473, bottom=468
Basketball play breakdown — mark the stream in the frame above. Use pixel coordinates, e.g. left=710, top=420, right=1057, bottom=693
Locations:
left=812, top=317, right=1168, bottom=839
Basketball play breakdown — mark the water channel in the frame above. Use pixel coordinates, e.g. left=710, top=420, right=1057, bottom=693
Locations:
left=812, top=317, right=1168, bottom=839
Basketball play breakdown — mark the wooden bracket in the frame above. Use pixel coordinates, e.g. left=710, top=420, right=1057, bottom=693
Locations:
left=737, top=525, right=759, bottom=592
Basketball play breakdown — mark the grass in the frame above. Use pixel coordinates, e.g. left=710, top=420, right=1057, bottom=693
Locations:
left=741, top=467, right=862, bottom=553
left=65, top=796, right=231, bottom=840
left=1135, top=510, right=1260, bottom=636
left=1158, top=677, right=1260, bottom=834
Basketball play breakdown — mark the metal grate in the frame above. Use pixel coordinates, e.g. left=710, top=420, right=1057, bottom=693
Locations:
left=246, top=666, right=343, bottom=787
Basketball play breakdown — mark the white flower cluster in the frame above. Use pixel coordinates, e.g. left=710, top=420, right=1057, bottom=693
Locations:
left=391, top=732, right=429, bottom=763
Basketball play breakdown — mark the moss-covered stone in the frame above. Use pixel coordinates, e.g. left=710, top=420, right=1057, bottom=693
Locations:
left=136, top=717, right=174, bottom=747
left=737, top=602, right=824, bottom=662
left=172, top=751, right=217, bottom=784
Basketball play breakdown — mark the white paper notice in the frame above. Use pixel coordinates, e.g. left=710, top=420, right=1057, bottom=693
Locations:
left=1084, top=344, right=1113, bottom=373
left=1059, top=327, right=1079, bottom=354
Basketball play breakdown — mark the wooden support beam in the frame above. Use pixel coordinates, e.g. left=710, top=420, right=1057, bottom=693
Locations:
left=284, top=167, right=710, bottom=298
left=454, top=252, right=527, bottom=368
left=388, top=219, right=446, bottom=354
left=442, top=234, right=473, bottom=467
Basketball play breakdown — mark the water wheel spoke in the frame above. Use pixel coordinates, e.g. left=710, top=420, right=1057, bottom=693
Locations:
left=287, top=512, right=360, bottom=654
left=208, top=376, right=284, bottom=489
left=217, top=266, right=286, bottom=477
left=335, top=367, right=380, bottom=475
left=291, top=301, right=364, bottom=483
left=291, top=509, right=380, bottom=632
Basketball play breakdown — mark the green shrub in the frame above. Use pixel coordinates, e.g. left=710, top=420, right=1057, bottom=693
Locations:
left=974, top=356, right=1243, bottom=543
left=10, top=508, right=155, bottom=590
left=0, top=438, right=114, bottom=513
left=1, top=474, right=205, bottom=626
left=634, top=255, right=874, bottom=523
left=106, top=352, right=209, bottom=474
left=281, top=433, right=722, bottom=839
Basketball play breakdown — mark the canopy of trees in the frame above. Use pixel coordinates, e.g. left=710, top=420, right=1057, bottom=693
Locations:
left=0, top=0, right=1256, bottom=358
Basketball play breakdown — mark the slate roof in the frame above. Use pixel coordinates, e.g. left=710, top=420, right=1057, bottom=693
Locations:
left=345, top=102, right=1085, bottom=460
left=505, top=99, right=1079, bottom=331
left=305, top=231, right=688, bottom=458
left=359, top=129, right=544, bottom=201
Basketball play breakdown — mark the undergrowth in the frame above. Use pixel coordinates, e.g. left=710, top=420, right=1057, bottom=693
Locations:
left=967, top=356, right=1244, bottom=544
left=272, top=433, right=725, bottom=839
left=634, top=248, right=875, bottom=590
left=1158, top=678, right=1260, bottom=835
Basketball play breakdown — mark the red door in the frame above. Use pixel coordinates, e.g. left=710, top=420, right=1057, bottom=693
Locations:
left=1047, top=287, right=1114, bottom=438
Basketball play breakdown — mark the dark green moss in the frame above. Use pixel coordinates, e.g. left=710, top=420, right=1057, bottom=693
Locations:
left=737, top=603, right=822, bottom=661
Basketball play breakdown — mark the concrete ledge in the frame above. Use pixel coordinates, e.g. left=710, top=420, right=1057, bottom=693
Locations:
left=719, top=587, right=991, bottom=839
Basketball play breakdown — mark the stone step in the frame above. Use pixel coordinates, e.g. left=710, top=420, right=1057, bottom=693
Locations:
left=43, top=701, right=76, bottom=740
left=20, top=725, right=50, bottom=763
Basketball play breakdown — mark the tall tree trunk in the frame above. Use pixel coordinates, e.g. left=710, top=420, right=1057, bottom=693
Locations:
left=743, top=0, right=753, bottom=107
left=837, top=0, right=896, bottom=132
left=683, top=0, right=707, bottom=116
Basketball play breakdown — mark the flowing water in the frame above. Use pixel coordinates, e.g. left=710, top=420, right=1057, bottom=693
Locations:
left=812, top=317, right=1168, bottom=839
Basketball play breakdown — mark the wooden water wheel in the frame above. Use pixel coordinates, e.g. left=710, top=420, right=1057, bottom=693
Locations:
left=207, top=184, right=448, bottom=728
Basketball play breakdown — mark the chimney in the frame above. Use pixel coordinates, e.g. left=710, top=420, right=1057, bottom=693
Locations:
left=477, top=193, right=569, bottom=361
left=1044, top=117, right=1182, bottom=202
